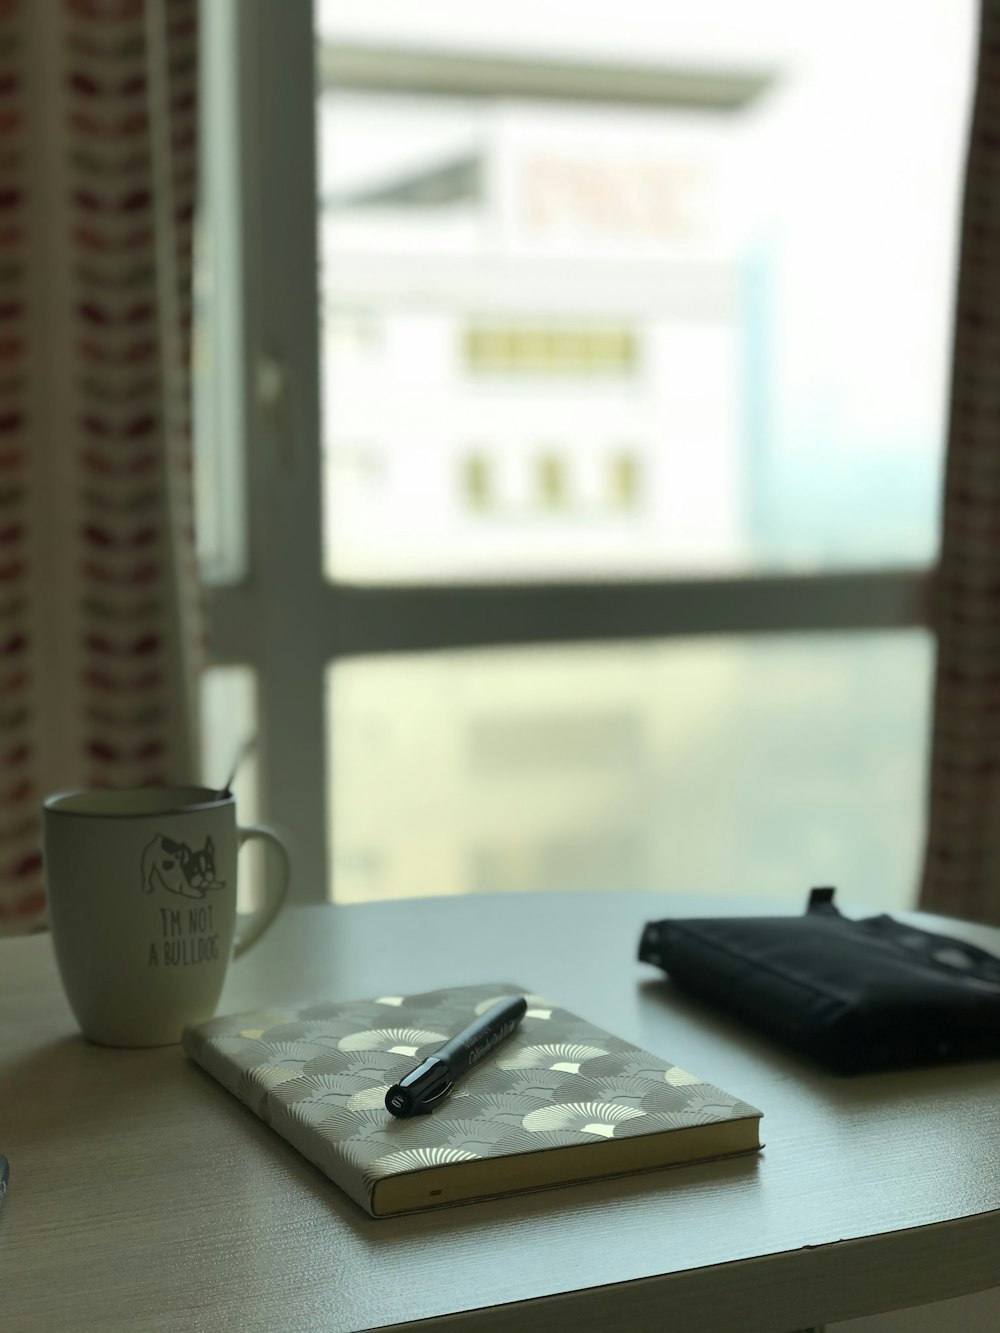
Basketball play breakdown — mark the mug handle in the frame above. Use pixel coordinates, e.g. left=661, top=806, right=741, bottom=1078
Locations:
left=233, top=823, right=290, bottom=958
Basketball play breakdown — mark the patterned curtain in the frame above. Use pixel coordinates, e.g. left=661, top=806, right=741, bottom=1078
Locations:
left=0, top=0, right=201, bottom=935
left=921, top=0, right=1000, bottom=925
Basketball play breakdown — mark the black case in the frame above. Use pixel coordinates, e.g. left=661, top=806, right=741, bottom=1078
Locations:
left=638, top=888, right=1000, bottom=1073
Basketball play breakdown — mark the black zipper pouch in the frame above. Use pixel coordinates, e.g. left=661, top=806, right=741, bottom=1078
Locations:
left=638, top=888, right=1000, bottom=1073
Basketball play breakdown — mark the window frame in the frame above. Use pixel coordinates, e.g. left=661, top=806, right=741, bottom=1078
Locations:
left=204, top=0, right=934, bottom=904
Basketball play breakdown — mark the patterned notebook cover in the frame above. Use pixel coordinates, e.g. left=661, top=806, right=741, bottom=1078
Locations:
left=183, top=983, right=762, bottom=1217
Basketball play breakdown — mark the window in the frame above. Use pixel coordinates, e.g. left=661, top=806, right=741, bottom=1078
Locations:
left=197, top=1, right=975, bottom=908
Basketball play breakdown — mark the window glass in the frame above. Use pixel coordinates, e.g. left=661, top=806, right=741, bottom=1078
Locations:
left=201, top=666, right=261, bottom=912
left=193, top=0, right=247, bottom=585
left=316, top=1, right=975, bottom=582
left=327, top=632, right=931, bottom=907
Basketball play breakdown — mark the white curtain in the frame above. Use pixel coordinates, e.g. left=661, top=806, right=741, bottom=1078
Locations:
left=921, top=0, right=1000, bottom=925
left=0, top=0, right=201, bottom=934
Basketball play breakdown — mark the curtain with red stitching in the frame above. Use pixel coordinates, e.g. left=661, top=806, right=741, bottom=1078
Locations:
left=921, top=0, right=1000, bottom=925
left=0, top=0, right=201, bottom=934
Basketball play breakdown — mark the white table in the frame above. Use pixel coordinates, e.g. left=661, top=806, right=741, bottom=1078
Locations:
left=2, top=891, right=999, bottom=1332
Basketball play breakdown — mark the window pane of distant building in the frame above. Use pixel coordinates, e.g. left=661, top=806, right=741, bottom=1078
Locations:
left=316, top=1, right=975, bottom=582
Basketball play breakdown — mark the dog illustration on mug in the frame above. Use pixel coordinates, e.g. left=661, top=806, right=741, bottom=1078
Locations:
left=141, top=834, right=225, bottom=899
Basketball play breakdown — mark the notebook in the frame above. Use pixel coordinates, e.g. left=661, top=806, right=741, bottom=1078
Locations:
left=183, top=983, right=762, bottom=1217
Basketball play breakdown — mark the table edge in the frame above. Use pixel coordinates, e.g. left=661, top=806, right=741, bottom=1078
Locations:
left=383, top=1208, right=1000, bottom=1333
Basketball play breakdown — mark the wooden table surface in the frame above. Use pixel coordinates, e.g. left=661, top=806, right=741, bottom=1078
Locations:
left=2, top=891, right=999, bottom=1333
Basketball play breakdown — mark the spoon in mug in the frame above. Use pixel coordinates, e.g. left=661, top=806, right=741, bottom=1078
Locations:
left=220, top=735, right=257, bottom=798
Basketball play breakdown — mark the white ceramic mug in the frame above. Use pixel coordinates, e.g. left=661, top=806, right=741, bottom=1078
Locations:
left=42, top=786, right=290, bottom=1047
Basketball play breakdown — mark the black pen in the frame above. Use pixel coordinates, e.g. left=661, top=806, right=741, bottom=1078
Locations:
left=385, top=995, right=527, bottom=1118
left=0, top=1154, right=8, bottom=1213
